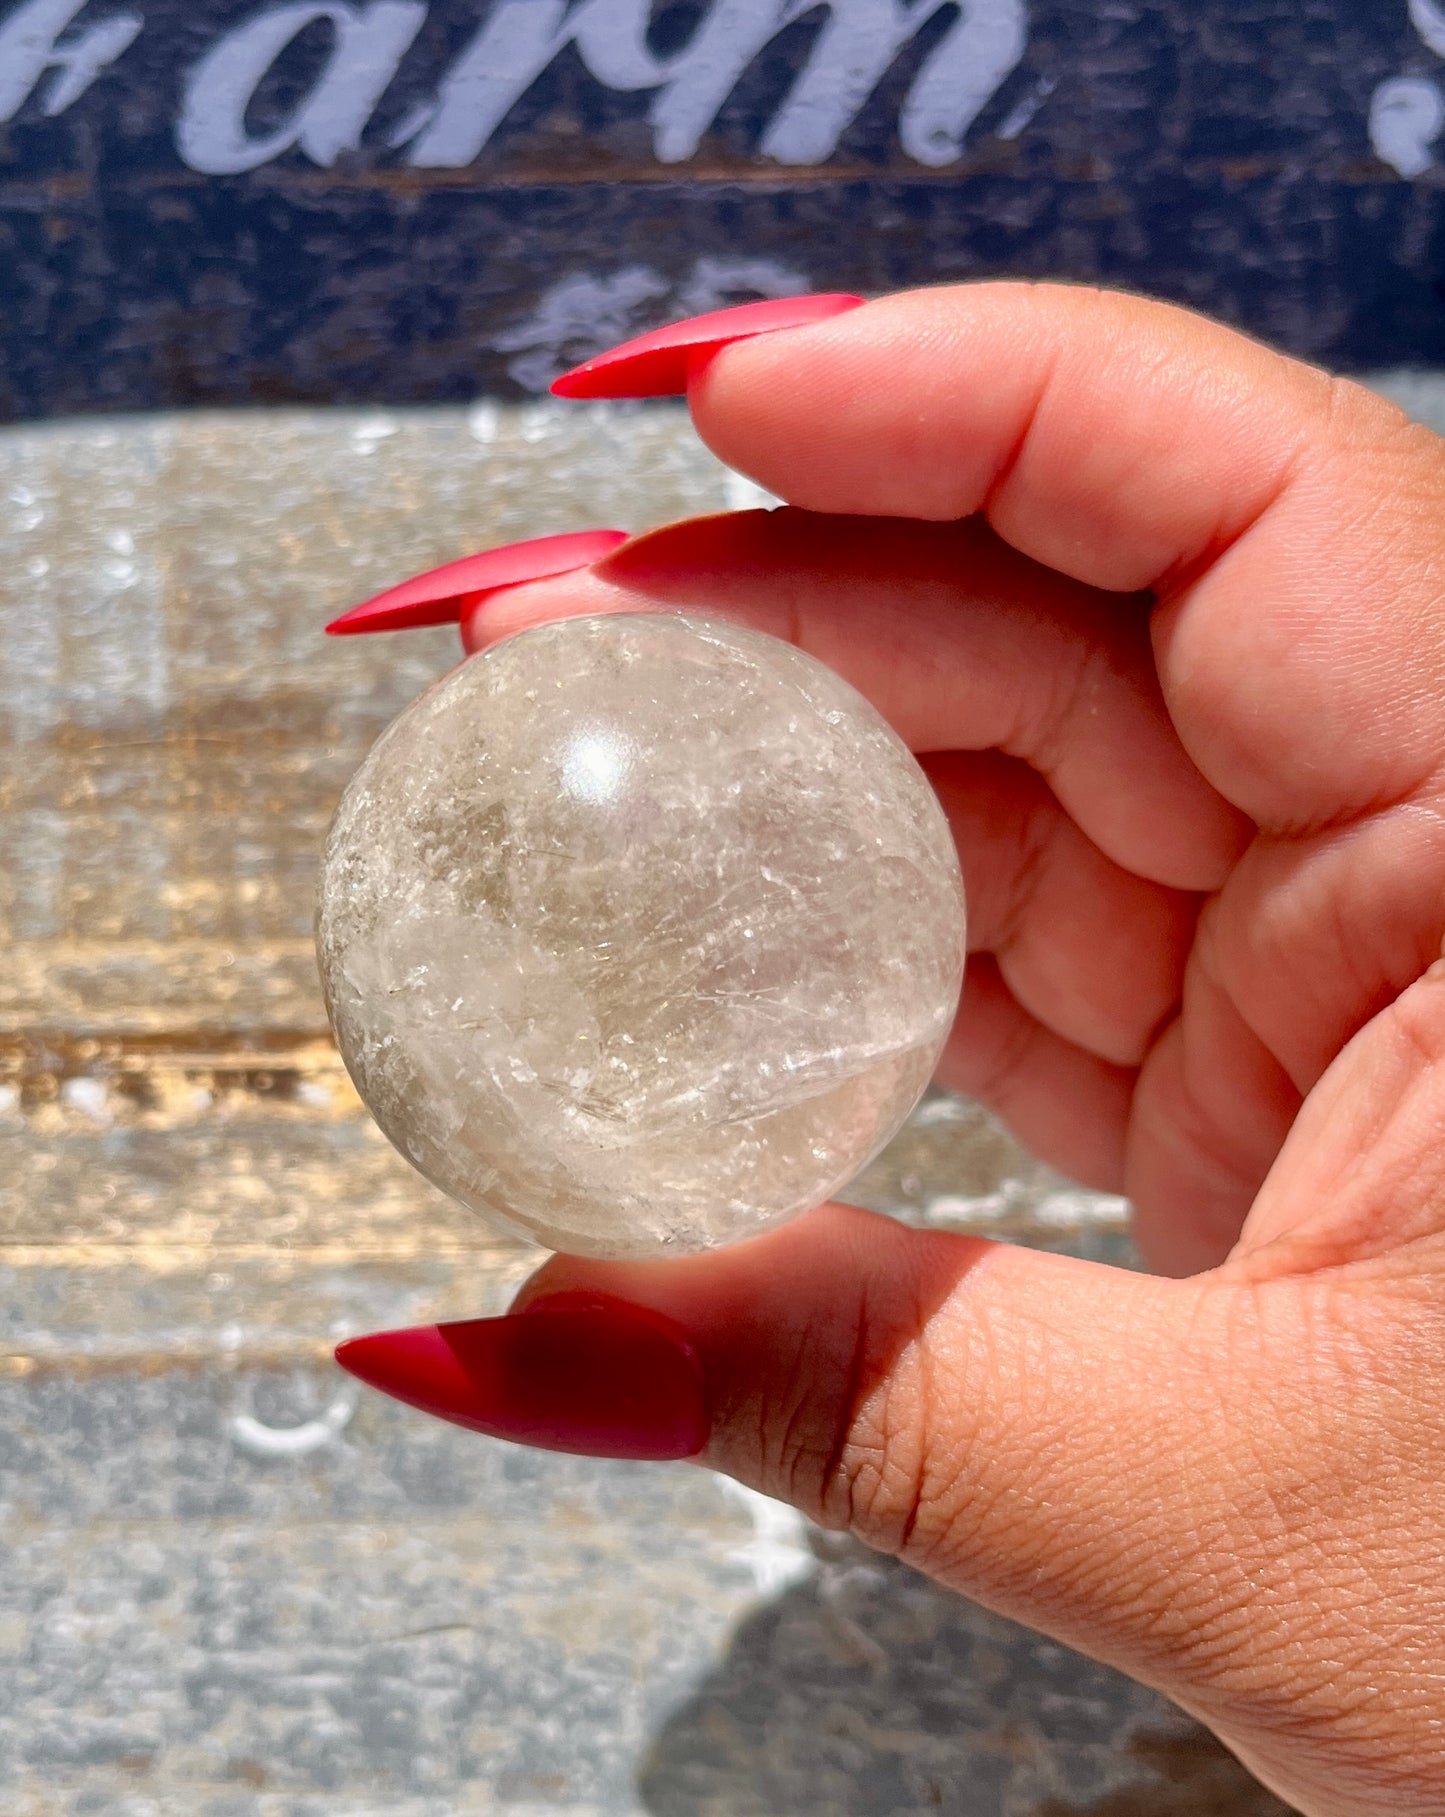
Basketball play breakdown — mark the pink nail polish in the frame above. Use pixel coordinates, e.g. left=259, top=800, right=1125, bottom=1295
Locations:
left=334, top=1295, right=709, bottom=1461
left=550, top=293, right=866, bottom=400
left=325, top=528, right=629, bottom=635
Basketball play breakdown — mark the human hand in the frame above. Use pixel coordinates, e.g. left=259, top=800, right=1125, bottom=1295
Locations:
left=340, top=285, right=1445, bottom=1815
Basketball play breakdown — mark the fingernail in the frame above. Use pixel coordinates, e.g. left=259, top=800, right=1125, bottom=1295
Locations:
left=550, top=293, right=866, bottom=400
left=334, top=1294, right=709, bottom=1461
left=325, top=529, right=630, bottom=635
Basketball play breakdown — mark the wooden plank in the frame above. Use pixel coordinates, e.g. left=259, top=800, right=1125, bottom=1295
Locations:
left=1, top=0, right=1444, bottom=422
left=0, top=405, right=735, bottom=1028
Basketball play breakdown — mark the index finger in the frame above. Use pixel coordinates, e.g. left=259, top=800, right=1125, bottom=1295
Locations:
left=688, top=283, right=1329, bottom=596
left=689, top=283, right=1445, bottom=830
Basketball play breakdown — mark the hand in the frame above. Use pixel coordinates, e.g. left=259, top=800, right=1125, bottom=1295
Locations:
left=354, top=286, right=1445, bottom=1815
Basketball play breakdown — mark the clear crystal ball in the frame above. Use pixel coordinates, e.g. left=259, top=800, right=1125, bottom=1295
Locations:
left=317, top=614, right=965, bottom=1258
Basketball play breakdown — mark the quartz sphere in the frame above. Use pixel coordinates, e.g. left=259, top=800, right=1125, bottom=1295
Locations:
left=317, top=614, right=965, bottom=1258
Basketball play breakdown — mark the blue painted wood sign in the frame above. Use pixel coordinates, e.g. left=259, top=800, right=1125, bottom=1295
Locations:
left=1, top=0, right=1443, bottom=418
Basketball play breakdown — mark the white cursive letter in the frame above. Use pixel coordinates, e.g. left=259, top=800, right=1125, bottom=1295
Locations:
left=176, top=0, right=425, bottom=175
left=653, top=0, right=1027, bottom=165
left=403, top=0, right=665, bottom=167
left=896, top=0, right=1027, bottom=165
left=0, top=0, right=141, bottom=121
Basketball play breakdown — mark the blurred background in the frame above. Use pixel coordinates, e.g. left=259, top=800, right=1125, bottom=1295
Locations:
left=1, top=2, right=1443, bottom=1812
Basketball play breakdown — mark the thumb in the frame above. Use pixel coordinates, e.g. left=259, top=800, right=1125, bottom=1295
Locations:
left=340, top=1199, right=1445, bottom=1815
left=513, top=1204, right=1289, bottom=1687
left=517, top=1211, right=1445, bottom=1817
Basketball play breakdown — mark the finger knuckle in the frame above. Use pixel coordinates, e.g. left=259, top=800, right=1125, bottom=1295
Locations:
left=768, top=1272, right=971, bottom=1564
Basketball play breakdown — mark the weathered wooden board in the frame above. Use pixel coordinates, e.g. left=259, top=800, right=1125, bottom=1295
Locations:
left=0, top=1377, right=1296, bottom=1817
left=2, top=0, right=1445, bottom=421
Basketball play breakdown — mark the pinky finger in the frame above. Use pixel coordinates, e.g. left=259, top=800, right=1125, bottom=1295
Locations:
left=938, top=956, right=1135, bottom=1193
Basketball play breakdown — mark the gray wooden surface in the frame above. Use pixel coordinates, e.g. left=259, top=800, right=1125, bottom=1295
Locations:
left=0, top=395, right=1381, bottom=1813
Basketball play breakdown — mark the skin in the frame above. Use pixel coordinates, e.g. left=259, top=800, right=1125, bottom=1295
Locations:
left=460, top=285, right=1445, bottom=1814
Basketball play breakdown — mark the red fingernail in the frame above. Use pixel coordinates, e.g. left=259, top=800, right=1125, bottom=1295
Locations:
left=325, top=528, right=629, bottom=635
left=550, top=293, right=866, bottom=400
left=334, top=1294, right=709, bottom=1461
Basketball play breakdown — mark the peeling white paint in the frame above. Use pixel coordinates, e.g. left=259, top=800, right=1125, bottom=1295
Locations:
left=1370, top=73, right=1445, bottom=176
left=59, top=1076, right=111, bottom=1123
left=230, top=1382, right=360, bottom=1457
left=719, top=1477, right=816, bottom=1596
left=493, top=254, right=812, bottom=392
